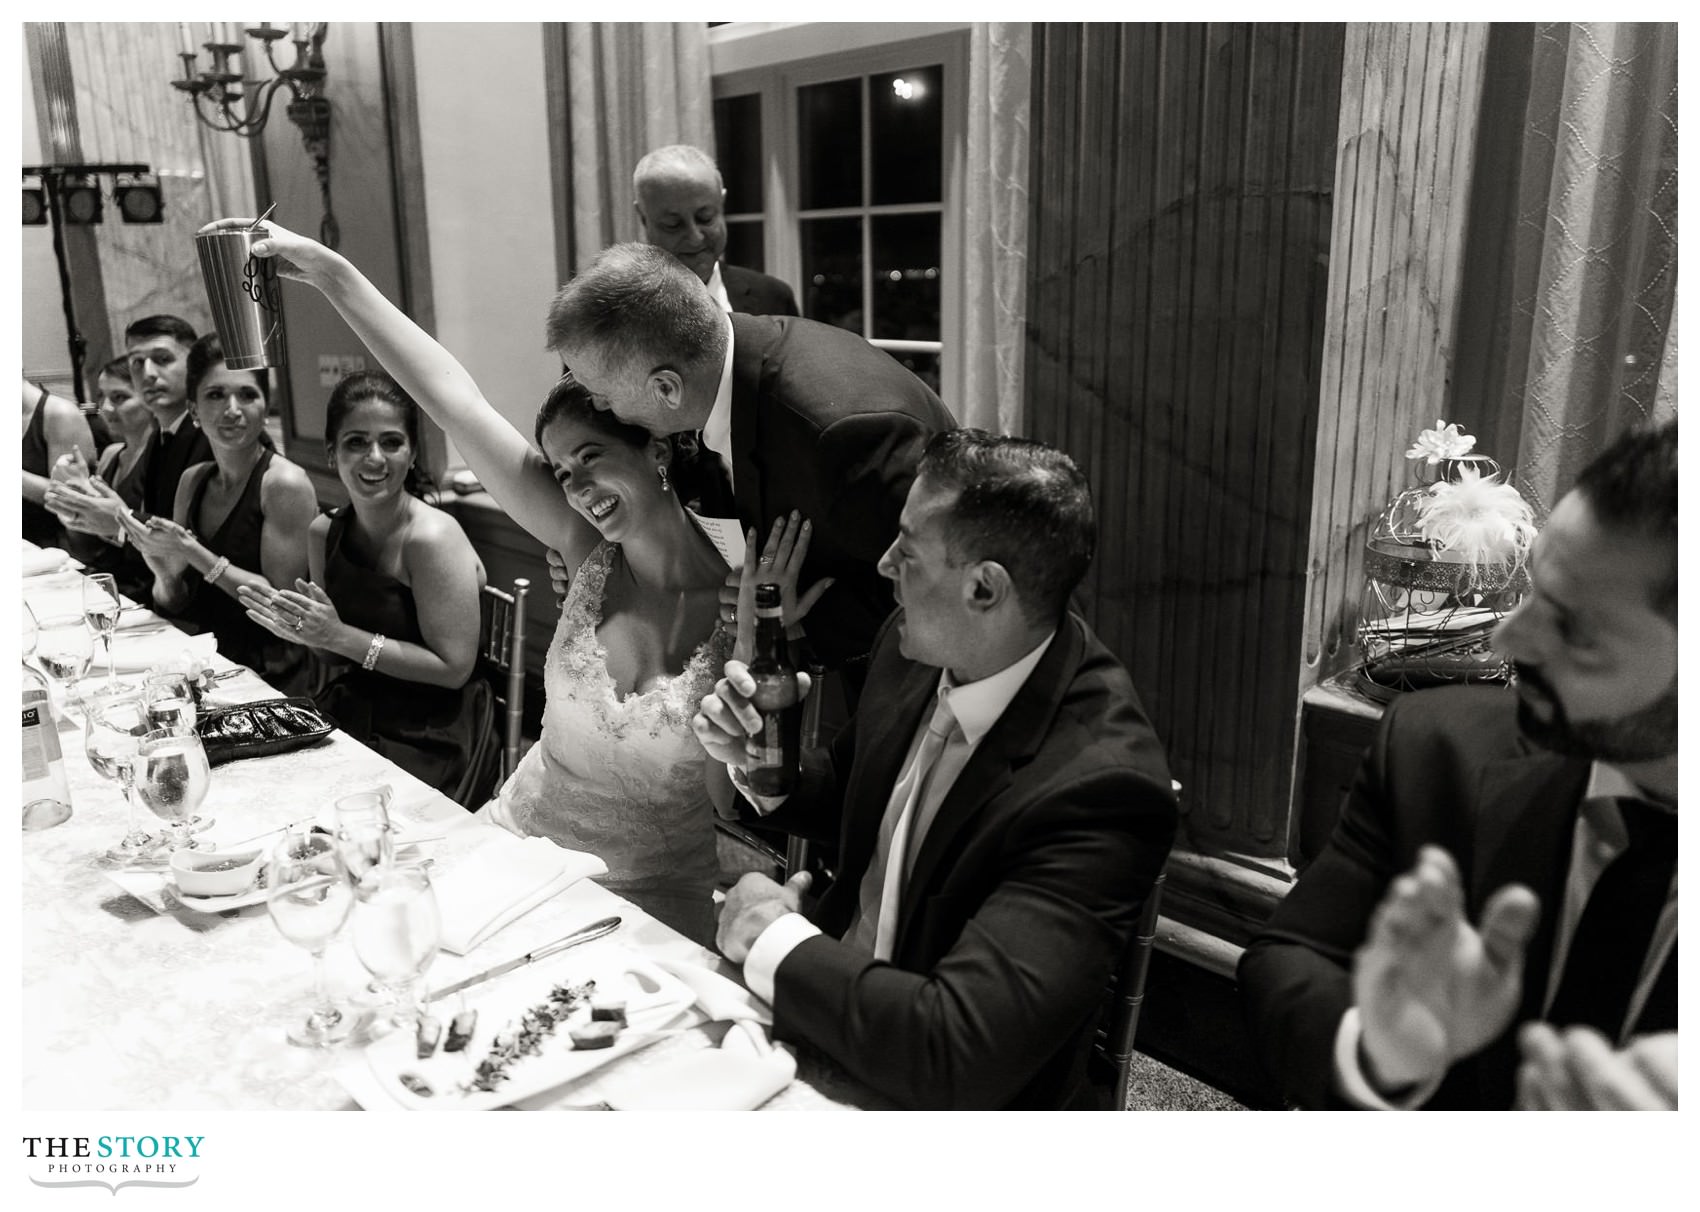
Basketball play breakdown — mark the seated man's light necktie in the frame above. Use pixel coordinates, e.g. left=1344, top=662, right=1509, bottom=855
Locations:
left=845, top=692, right=958, bottom=961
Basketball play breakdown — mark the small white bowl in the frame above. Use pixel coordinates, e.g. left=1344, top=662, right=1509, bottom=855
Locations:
left=170, top=848, right=264, bottom=898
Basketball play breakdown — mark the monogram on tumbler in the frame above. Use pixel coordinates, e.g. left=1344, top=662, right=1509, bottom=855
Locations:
left=195, top=213, right=283, bottom=369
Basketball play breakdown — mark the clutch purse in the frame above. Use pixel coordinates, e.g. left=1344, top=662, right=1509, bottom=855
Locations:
left=196, top=696, right=334, bottom=766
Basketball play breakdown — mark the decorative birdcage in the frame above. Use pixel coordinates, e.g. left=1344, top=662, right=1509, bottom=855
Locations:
left=1355, top=422, right=1535, bottom=703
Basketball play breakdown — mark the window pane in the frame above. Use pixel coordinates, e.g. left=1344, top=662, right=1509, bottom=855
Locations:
left=801, top=216, right=863, bottom=334
left=871, top=65, right=942, bottom=205
left=724, top=220, right=765, bottom=273
left=798, top=78, right=863, bottom=210
left=870, top=213, right=941, bottom=342
left=714, top=94, right=764, bottom=215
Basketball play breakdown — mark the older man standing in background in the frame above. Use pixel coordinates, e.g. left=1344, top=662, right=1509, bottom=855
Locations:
left=633, top=144, right=798, bottom=317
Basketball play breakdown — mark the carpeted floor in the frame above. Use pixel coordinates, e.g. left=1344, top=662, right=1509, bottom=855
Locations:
left=1123, top=1050, right=1248, bottom=1110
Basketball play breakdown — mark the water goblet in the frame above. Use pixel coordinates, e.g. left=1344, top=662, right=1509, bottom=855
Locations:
left=133, top=729, right=212, bottom=852
left=23, top=601, right=38, bottom=661
left=34, top=613, right=92, bottom=701
left=267, top=825, right=356, bottom=1047
left=351, top=862, right=441, bottom=1029
left=334, top=787, right=395, bottom=887
left=141, top=671, right=198, bottom=736
left=82, top=573, right=122, bottom=677
left=85, top=692, right=161, bottom=865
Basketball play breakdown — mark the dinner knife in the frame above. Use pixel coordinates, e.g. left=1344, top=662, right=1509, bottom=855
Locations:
left=426, top=916, right=622, bottom=1003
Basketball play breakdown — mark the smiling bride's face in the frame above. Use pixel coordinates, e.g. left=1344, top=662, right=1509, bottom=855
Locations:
left=541, top=414, right=671, bottom=543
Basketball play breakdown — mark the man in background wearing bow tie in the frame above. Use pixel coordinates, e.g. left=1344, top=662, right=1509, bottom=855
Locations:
left=694, top=430, right=1177, bottom=1109
left=1240, top=420, right=1678, bottom=1110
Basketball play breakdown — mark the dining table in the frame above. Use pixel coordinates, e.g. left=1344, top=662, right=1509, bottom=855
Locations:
left=20, top=543, right=887, bottom=1112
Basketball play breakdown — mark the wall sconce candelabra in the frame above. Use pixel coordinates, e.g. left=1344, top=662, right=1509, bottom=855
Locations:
left=171, top=22, right=339, bottom=248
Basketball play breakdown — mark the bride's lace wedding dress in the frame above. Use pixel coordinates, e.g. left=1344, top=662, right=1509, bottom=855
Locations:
left=482, top=541, right=731, bottom=946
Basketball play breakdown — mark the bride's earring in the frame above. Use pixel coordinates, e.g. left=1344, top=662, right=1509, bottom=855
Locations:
left=657, top=464, right=671, bottom=494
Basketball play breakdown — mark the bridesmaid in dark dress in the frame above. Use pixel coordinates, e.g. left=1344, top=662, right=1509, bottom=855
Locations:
left=20, top=377, right=96, bottom=547
left=238, top=372, right=486, bottom=799
left=120, top=334, right=318, bottom=695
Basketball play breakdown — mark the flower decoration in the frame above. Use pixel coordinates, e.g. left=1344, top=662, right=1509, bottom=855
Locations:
left=1406, top=419, right=1477, bottom=464
left=1416, top=463, right=1537, bottom=584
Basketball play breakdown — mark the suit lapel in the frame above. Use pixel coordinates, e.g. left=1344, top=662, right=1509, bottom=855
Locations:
left=1467, top=748, right=1588, bottom=1106
left=727, top=314, right=769, bottom=530
left=894, top=623, right=1081, bottom=957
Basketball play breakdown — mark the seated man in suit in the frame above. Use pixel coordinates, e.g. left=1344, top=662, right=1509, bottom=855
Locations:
left=633, top=144, right=799, bottom=317
left=1240, top=420, right=1677, bottom=1110
left=123, top=314, right=211, bottom=519
left=693, top=429, right=1178, bottom=1109
left=544, top=242, right=955, bottom=678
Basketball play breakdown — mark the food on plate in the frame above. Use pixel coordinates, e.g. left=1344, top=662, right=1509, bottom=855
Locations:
left=568, top=1020, right=621, bottom=1050
left=462, top=978, right=598, bottom=1094
left=398, top=1072, right=435, bottom=1097
left=416, top=1015, right=443, bottom=1059
left=445, top=1009, right=477, bottom=1053
left=589, top=994, right=627, bottom=1027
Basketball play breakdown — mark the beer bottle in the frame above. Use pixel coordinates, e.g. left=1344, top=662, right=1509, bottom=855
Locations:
left=746, top=583, right=801, bottom=796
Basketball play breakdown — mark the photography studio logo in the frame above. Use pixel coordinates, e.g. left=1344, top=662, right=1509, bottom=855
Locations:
left=22, top=1135, right=203, bottom=1195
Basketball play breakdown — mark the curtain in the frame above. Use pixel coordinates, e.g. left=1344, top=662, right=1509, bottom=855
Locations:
left=60, top=22, right=255, bottom=355
left=1497, top=23, right=1678, bottom=518
left=554, top=23, right=712, bottom=275
left=960, top=23, right=1032, bottom=435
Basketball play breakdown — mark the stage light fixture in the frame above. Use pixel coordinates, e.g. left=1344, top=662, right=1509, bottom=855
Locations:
left=23, top=185, right=47, bottom=225
left=61, top=177, right=103, bottom=225
left=115, top=174, right=164, bottom=223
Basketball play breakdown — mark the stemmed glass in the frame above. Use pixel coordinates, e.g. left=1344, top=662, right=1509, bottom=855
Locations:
left=336, top=788, right=398, bottom=1004
left=23, top=601, right=38, bottom=662
left=85, top=693, right=160, bottom=865
left=133, top=729, right=212, bottom=852
left=141, top=671, right=198, bottom=736
left=267, top=824, right=356, bottom=1047
left=82, top=573, right=122, bottom=679
left=351, top=863, right=441, bottom=1030
left=34, top=613, right=92, bottom=701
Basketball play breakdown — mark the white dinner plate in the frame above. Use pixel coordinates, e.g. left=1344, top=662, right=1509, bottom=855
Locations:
left=164, top=860, right=275, bottom=913
left=341, top=944, right=695, bottom=1111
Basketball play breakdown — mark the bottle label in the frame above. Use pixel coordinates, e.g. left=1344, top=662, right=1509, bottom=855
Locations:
left=22, top=708, right=59, bottom=780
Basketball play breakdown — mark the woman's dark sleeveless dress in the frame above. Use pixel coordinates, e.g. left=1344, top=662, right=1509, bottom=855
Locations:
left=312, top=506, right=481, bottom=794
left=177, top=448, right=308, bottom=694
left=64, top=442, right=155, bottom=605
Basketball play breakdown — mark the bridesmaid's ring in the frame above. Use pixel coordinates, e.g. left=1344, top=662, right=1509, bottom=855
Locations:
left=293, top=617, right=304, bottom=632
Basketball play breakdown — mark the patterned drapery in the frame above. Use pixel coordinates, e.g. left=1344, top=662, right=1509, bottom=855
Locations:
left=961, top=23, right=1032, bottom=435
left=1498, top=23, right=1678, bottom=518
left=553, top=23, right=713, bottom=276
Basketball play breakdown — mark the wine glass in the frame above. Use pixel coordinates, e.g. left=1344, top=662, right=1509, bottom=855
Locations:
left=133, top=729, right=212, bottom=852
left=34, top=613, right=92, bottom=700
left=83, top=573, right=122, bottom=678
left=141, top=671, right=198, bottom=736
left=351, top=863, right=441, bottom=1029
left=267, top=824, right=356, bottom=1047
left=85, top=692, right=160, bottom=865
left=333, top=788, right=395, bottom=888
left=22, top=601, right=38, bottom=662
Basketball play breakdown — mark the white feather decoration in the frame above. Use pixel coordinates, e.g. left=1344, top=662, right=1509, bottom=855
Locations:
left=1416, top=463, right=1536, bottom=585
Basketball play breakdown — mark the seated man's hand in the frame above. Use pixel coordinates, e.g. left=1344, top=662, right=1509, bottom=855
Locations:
left=717, top=870, right=812, bottom=963
left=1352, top=845, right=1541, bottom=1094
left=1516, top=1025, right=1676, bottom=1110
left=545, top=546, right=569, bottom=606
left=693, top=659, right=814, bottom=769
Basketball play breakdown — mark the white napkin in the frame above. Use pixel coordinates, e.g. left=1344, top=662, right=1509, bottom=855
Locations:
left=651, top=957, right=773, bottom=1027
left=109, top=630, right=218, bottom=674
left=432, top=832, right=607, bottom=956
left=22, top=544, right=70, bottom=576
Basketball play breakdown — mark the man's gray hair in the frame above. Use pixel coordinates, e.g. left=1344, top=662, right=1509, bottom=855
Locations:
left=543, top=242, right=726, bottom=377
left=633, top=144, right=723, bottom=196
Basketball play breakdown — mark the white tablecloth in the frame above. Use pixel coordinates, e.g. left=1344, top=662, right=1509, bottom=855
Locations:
left=20, top=564, right=876, bottom=1111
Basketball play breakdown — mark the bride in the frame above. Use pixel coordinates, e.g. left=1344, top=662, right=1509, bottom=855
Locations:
left=235, top=219, right=824, bottom=946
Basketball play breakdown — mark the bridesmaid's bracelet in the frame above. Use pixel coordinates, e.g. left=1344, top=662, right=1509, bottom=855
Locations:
left=205, top=556, right=231, bottom=585
left=362, top=632, right=387, bottom=671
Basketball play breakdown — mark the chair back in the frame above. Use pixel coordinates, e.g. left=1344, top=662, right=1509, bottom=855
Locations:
left=478, top=577, right=530, bottom=781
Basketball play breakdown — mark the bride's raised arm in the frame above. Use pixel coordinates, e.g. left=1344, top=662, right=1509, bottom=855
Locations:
left=218, top=218, right=598, bottom=565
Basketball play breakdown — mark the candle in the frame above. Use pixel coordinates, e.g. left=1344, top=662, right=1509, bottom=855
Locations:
left=178, top=22, right=195, bottom=56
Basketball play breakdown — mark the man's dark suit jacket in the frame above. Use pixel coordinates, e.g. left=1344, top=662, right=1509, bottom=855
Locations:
left=692, top=314, right=956, bottom=671
left=753, top=611, right=1178, bottom=1109
left=141, top=416, right=212, bottom=519
left=720, top=262, right=799, bottom=317
left=1238, top=685, right=1678, bottom=1110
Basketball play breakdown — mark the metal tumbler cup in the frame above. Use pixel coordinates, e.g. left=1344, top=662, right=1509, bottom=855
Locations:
left=194, top=226, right=283, bottom=370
